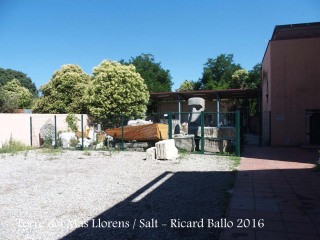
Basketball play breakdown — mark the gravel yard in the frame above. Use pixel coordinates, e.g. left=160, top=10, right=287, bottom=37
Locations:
left=0, top=149, right=236, bottom=240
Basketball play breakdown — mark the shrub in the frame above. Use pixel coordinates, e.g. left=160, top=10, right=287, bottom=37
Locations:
left=0, top=136, right=32, bottom=154
left=66, top=113, right=79, bottom=132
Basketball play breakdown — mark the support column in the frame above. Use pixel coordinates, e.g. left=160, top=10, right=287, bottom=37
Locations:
left=216, top=93, right=220, bottom=127
left=178, top=95, right=181, bottom=122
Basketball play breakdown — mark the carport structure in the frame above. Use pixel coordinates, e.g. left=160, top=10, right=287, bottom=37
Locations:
left=150, top=89, right=262, bottom=148
left=151, top=89, right=259, bottom=127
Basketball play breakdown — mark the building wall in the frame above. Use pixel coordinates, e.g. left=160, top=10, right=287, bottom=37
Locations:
left=263, top=37, right=320, bottom=146
left=0, top=114, right=89, bottom=148
left=261, top=43, right=272, bottom=145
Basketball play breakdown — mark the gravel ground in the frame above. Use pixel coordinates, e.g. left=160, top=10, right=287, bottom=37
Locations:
left=0, top=149, right=235, bottom=240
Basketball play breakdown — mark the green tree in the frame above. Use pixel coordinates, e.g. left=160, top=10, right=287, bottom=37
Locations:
left=178, top=80, right=197, bottom=91
left=248, top=63, right=261, bottom=89
left=0, top=68, right=38, bottom=95
left=199, top=54, right=241, bottom=90
left=124, top=54, right=173, bottom=92
left=83, top=60, right=149, bottom=124
left=231, top=69, right=249, bottom=89
left=33, top=64, right=90, bottom=113
left=0, top=79, right=33, bottom=112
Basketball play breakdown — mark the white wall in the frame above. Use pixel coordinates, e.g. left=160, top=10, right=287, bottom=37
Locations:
left=0, top=114, right=89, bottom=147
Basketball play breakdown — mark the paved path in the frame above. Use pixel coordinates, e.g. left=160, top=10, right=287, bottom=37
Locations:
left=220, top=146, right=320, bottom=240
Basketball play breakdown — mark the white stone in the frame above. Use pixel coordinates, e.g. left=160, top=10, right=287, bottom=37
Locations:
left=127, top=119, right=153, bottom=126
left=59, top=132, right=77, bottom=148
left=96, top=142, right=105, bottom=149
left=146, top=147, right=156, bottom=161
left=155, top=139, right=179, bottom=160
left=77, top=138, right=93, bottom=148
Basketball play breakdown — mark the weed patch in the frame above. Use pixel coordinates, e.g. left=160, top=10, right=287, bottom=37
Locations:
left=0, top=136, right=32, bottom=154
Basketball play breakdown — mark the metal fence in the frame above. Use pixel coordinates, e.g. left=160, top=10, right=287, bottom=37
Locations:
left=28, top=111, right=241, bottom=156
left=101, top=111, right=240, bottom=156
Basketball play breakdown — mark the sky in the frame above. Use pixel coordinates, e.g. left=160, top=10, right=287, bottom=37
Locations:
left=0, top=0, right=319, bottom=91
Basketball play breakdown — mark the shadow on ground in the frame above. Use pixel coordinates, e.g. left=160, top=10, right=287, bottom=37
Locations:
left=241, top=145, right=318, bottom=164
left=63, top=147, right=320, bottom=239
left=220, top=146, right=320, bottom=240
left=62, top=171, right=236, bottom=240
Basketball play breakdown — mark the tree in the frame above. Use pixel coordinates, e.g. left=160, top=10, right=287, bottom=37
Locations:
left=32, top=64, right=90, bottom=113
left=199, top=54, right=241, bottom=90
left=0, top=79, right=33, bottom=112
left=124, top=54, right=173, bottom=92
left=231, top=69, right=249, bottom=89
left=83, top=60, right=149, bottom=124
left=178, top=80, right=197, bottom=91
left=0, top=68, right=38, bottom=95
left=248, top=63, right=261, bottom=89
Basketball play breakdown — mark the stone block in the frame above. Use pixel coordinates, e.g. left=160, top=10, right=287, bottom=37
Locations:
left=146, top=147, right=156, bottom=161
left=197, top=127, right=236, bottom=139
left=203, top=139, right=232, bottom=153
left=124, top=142, right=149, bottom=149
left=173, top=135, right=194, bottom=152
left=155, top=139, right=179, bottom=160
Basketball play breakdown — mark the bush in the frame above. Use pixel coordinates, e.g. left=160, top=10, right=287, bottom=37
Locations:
left=0, top=136, right=32, bottom=154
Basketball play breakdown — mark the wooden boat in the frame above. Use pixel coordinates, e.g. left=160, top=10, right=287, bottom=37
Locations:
left=105, top=123, right=168, bottom=141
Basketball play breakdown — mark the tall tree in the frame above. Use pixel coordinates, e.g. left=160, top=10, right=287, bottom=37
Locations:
left=125, top=54, right=173, bottom=92
left=199, top=54, right=241, bottom=90
left=83, top=60, right=149, bottom=124
left=32, top=64, right=90, bottom=113
left=0, top=68, right=38, bottom=95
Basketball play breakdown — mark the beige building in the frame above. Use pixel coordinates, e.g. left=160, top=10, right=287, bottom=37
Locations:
left=261, top=22, right=320, bottom=146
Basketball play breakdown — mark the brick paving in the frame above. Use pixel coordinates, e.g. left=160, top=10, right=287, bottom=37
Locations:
left=220, top=146, right=320, bottom=240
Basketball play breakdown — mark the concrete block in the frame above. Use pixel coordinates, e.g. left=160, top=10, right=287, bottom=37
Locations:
left=146, top=147, right=156, bottom=161
left=155, top=139, right=179, bottom=160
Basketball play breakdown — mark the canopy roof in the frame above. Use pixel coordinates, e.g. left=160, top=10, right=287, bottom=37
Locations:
left=150, top=89, right=260, bottom=102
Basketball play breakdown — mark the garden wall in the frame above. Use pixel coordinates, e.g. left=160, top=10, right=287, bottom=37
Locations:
left=0, top=113, right=89, bottom=148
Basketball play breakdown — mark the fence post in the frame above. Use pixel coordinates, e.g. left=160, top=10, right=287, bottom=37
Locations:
left=168, top=112, right=172, bottom=139
left=201, top=111, right=204, bottom=154
left=30, top=116, right=33, bottom=147
left=81, top=114, right=84, bottom=150
left=236, top=110, right=241, bottom=156
left=121, top=114, right=124, bottom=150
left=54, top=115, right=57, bottom=148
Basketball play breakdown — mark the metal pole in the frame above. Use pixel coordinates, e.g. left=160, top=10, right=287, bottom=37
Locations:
left=178, top=95, right=181, bottom=123
left=216, top=93, right=220, bottom=127
left=168, top=112, right=172, bottom=139
left=121, top=114, right=124, bottom=150
left=54, top=115, right=57, bottom=148
left=30, top=116, right=33, bottom=147
left=201, top=111, right=204, bottom=154
left=236, top=110, right=241, bottom=156
left=81, top=114, right=84, bottom=150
